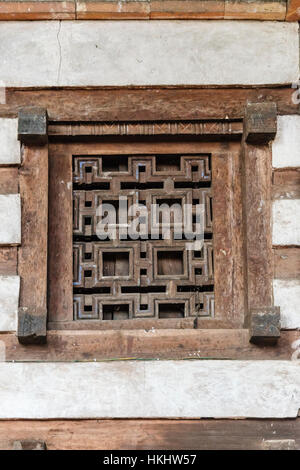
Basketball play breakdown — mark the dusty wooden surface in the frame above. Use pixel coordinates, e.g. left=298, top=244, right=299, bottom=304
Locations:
left=0, top=418, right=299, bottom=450
left=1, top=329, right=298, bottom=361
left=274, top=247, right=300, bottom=279
left=0, top=167, right=19, bottom=194
left=0, top=247, right=17, bottom=275
left=0, top=87, right=298, bottom=122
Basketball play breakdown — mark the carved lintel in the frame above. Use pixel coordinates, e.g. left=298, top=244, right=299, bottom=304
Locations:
left=18, top=107, right=48, bottom=145
left=18, top=307, right=47, bottom=345
left=244, top=102, right=277, bottom=144
left=250, top=307, right=281, bottom=345
left=13, top=440, right=47, bottom=450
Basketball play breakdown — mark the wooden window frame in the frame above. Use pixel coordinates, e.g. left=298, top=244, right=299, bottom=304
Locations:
left=16, top=100, right=280, bottom=348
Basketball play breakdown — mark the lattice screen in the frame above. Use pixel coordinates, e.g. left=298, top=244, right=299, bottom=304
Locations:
left=73, top=154, right=214, bottom=321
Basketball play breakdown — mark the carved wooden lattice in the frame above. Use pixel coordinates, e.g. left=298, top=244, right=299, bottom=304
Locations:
left=73, top=154, right=214, bottom=321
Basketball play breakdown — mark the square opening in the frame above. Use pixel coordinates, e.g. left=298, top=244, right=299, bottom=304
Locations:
left=103, top=304, right=129, bottom=320
left=103, top=252, right=129, bottom=277
left=158, top=303, right=185, bottom=318
left=140, top=269, right=147, bottom=276
left=157, top=251, right=184, bottom=275
left=156, top=155, right=181, bottom=171
left=102, top=155, right=128, bottom=172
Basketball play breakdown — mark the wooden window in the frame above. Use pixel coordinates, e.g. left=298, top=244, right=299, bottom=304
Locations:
left=16, top=99, right=280, bottom=348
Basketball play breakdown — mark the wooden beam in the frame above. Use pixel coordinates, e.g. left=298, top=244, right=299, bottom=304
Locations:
left=18, top=138, right=48, bottom=344
left=274, top=247, right=300, bottom=279
left=1, top=329, right=299, bottom=361
left=18, top=107, right=48, bottom=145
left=0, top=418, right=299, bottom=450
left=1, top=87, right=298, bottom=122
left=0, top=1, right=75, bottom=20
left=242, top=103, right=280, bottom=344
left=286, top=0, right=300, bottom=20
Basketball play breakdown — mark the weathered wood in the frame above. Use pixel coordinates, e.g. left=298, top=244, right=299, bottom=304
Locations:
left=0, top=168, right=18, bottom=194
left=48, top=143, right=73, bottom=322
left=225, top=0, right=286, bottom=20
left=242, top=103, right=278, bottom=340
left=18, top=309, right=47, bottom=345
left=0, top=418, right=299, bottom=450
left=18, top=107, right=48, bottom=145
left=2, top=329, right=298, bottom=361
left=1, top=87, right=298, bottom=122
left=244, top=102, right=277, bottom=144
left=18, top=144, right=48, bottom=344
left=150, top=0, right=224, bottom=19
left=0, top=247, right=17, bottom=275
left=12, top=440, right=46, bottom=451
left=212, top=149, right=245, bottom=328
left=274, top=247, right=300, bottom=279
left=0, top=1, right=75, bottom=20
left=250, top=307, right=281, bottom=345
left=286, top=0, right=300, bottom=20
left=272, top=168, right=300, bottom=199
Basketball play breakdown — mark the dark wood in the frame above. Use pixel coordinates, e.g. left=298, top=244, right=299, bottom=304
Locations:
left=12, top=440, right=46, bottom=451
left=2, top=329, right=299, bottom=362
left=250, top=307, right=281, bottom=345
left=1, top=87, right=298, bottom=122
left=18, top=107, right=48, bottom=145
left=0, top=167, right=19, bottom=194
left=242, top=103, right=277, bottom=339
left=244, top=102, right=277, bottom=144
left=0, top=247, right=17, bottom=275
left=0, top=418, right=299, bottom=450
left=18, top=144, right=48, bottom=344
left=18, top=309, right=47, bottom=345
left=274, top=247, right=300, bottom=279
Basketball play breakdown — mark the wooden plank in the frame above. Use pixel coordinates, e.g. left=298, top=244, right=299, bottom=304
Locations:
left=274, top=247, right=300, bottom=279
left=0, top=2, right=75, bottom=20
left=0, top=247, right=17, bottom=275
left=77, top=1, right=150, bottom=19
left=225, top=0, right=286, bottom=20
left=242, top=113, right=274, bottom=314
left=272, top=168, right=300, bottom=199
left=0, top=418, right=299, bottom=450
left=18, top=144, right=48, bottom=343
left=1, top=329, right=299, bottom=361
left=1, top=87, right=298, bottom=122
left=150, top=0, right=224, bottom=19
left=212, top=149, right=245, bottom=328
left=286, top=0, right=300, bottom=20
left=0, top=167, right=18, bottom=194
left=48, top=143, right=73, bottom=322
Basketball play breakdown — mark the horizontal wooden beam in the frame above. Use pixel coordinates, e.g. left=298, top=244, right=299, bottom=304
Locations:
left=286, top=0, right=300, bottom=20
left=1, top=87, right=299, bottom=123
left=0, top=418, right=299, bottom=450
left=272, top=168, right=300, bottom=199
left=1, top=329, right=299, bottom=361
left=0, top=1, right=288, bottom=21
left=274, top=247, right=300, bottom=279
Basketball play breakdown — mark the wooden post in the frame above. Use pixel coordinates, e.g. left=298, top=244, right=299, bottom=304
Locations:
left=242, top=103, right=280, bottom=344
left=17, top=108, right=48, bottom=344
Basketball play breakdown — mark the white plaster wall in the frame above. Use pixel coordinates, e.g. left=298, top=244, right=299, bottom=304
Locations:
left=272, top=116, right=300, bottom=168
left=274, top=280, right=300, bottom=329
left=0, top=361, right=299, bottom=419
left=0, top=194, right=21, bottom=245
left=0, top=119, right=20, bottom=165
left=0, top=21, right=298, bottom=86
left=0, top=275, right=19, bottom=332
left=272, top=199, right=300, bottom=246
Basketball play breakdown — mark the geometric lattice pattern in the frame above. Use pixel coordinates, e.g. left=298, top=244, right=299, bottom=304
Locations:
left=73, top=154, right=214, bottom=321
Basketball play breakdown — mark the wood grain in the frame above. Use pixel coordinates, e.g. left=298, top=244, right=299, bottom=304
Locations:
left=272, top=168, right=300, bottom=199
left=0, top=247, right=17, bottom=275
left=0, top=167, right=18, bottom=194
left=48, top=143, right=73, bottom=322
left=286, top=0, right=300, bottom=20
left=0, top=418, right=299, bottom=450
left=1, top=87, right=298, bottom=122
left=0, top=1, right=75, bottom=20
left=18, top=145, right=48, bottom=311
left=2, top=329, right=298, bottom=361
left=274, top=247, right=300, bottom=279
left=242, top=143, right=273, bottom=317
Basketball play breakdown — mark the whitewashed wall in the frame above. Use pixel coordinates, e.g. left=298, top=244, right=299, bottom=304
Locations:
left=272, top=115, right=300, bottom=330
left=0, top=21, right=298, bottom=86
left=0, top=361, right=299, bottom=419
